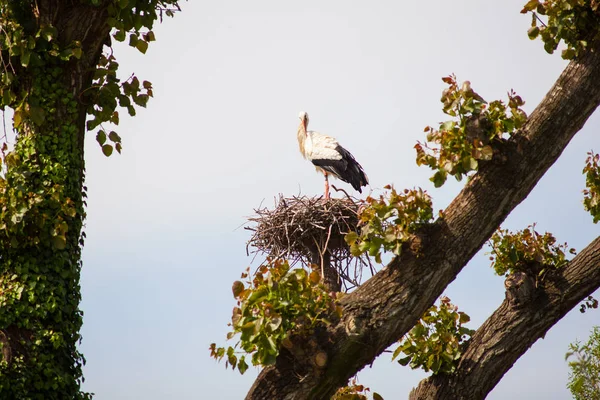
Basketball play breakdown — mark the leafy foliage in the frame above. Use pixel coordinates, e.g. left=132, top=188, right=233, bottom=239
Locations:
left=566, top=326, right=600, bottom=400
left=89, top=0, right=180, bottom=155
left=333, top=378, right=384, bottom=400
left=415, top=75, right=527, bottom=187
left=344, top=185, right=433, bottom=263
left=488, top=224, right=576, bottom=278
left=579, top=295, right=599, bottom=313
left=521, top=0, right=600, bottom=59
left=209, top=259, right=339, bottom=374
left=0, top=1, right=180, bottom=397
left=393, top=297, right=474, bottom=375
left=0, top=1, right=179, bottom=157
left=583, top=151, right=600, bottom=223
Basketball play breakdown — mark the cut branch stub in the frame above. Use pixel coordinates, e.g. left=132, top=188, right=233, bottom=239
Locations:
left=504, top=271, right=536, bottom=308
left=246, top=195, right=373, bottom=291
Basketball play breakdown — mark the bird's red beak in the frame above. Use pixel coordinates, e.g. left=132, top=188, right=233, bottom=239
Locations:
left=302, top=117, right=308, bottom=133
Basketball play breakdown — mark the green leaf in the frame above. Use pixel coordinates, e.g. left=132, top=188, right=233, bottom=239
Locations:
left=345, top=231, right=358, bottom=245
left=13, top=110, right=22, bottom=127
left=469, top=157, right=478, bottom=171
left=129, top=33, right=139, bottom=47
left=431, top=170, right=447, bottom=188
left=527, top=26, right=540, bottom=40
left=440, top=120, right=454, bottom=131
left=72, top=47, right=82, bottom=59
left=2, top=89, right=14, bottom=106
left=562, top=48, right=576, bottom=60
left=102, top=144, right=113, bottom=157
left=392, top=345, right=404, bottom=360
left=108, top=131, right=122, bottom=143
left=96, top=130, right=107, bottom=146
left=21, top=51, right=31, bottom=67
left=29, top=106, right=46, bottom=126
left=51, top=235, right=66, bottom=250
left=373, top=393, right=384, bottom=400
left=114, top=29, right=126, bottom=42
left=134, top=94, right=149, bottom=107
left=40, top=25, right=58, bottom=42
left=59, top=48, right=73, bottom=60
left=87, top=118, right=100, bottom=131
left=397, top=355, right=412, bottom=366
left=521, top=0, right=539, bottom=13
left=238, top=356, right=249, bottom=374
left=136, top=40, right=149, bottom=54
left=144, top=31, right=156, bottom=42
left=247, top=286, right=268, bottom=305
left=267, top=314, right=282, bottom=332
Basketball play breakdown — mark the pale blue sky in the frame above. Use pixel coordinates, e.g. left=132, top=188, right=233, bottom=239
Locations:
left=79, top=1, right=599, bottom=399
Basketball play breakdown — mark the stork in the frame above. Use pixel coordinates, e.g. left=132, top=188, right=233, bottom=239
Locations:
left=297, top=111, right=368, bottom=199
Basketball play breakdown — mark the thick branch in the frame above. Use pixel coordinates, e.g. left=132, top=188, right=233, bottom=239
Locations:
left=409, top=236, right=600, bottom=400
left=247, top=39, right=600, bottom=400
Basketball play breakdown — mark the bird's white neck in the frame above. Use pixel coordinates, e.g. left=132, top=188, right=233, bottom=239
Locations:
left=297, top=120, right=308, bottom=159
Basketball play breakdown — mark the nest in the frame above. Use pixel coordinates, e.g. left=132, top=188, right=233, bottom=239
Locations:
left=245, top=194, right=375, bottom=291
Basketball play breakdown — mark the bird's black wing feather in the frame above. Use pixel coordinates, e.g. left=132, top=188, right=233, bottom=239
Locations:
left=311, top=145, right=368, bottom=193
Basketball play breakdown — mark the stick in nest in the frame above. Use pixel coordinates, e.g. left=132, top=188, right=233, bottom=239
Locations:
left=244, top=194, right=376, bottom=290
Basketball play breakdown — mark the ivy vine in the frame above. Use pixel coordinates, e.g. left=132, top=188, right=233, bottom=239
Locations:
left=0, top=1, right=180, bottom=398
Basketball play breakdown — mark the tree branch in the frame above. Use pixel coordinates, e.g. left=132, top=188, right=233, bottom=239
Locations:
left=409, top=235, right=600, bottom=400
left=246, top=38, right=600, bottom=400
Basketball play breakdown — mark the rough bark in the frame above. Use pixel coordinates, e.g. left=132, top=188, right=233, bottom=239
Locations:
left=246, top=39, right=600, bottom=400
left=310, top=248, right=341, bottom=293
left=409, top=236, right=600, bottom=400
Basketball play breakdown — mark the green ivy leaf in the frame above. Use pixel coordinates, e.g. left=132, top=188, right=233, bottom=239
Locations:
left=29, top=106, right=46, bottom=126
left=51, top=235, right=66, bottom=250
left=21, top=51, right=31, bottom=67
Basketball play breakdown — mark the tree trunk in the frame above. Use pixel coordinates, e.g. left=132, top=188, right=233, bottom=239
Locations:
left=0, top=2, right=110, bottom=398
left=409, top=236, right=600, bottom=400
left=246, top=38, right=600, bottom=400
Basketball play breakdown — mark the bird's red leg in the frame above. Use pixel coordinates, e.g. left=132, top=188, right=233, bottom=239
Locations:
left=324, top=173, right=330, bottom=199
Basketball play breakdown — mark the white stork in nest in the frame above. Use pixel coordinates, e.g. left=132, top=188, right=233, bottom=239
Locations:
left=297, top=111, right=368, bottom=199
